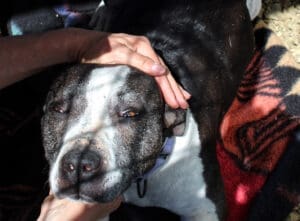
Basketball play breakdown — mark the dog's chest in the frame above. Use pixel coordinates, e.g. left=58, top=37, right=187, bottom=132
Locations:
left=123, top=112, right=219, bottom=220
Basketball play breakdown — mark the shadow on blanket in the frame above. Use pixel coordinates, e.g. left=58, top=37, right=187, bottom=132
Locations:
left=0, top=19, right=300, bottom=221
left=218, top=20, right=300, bottom=221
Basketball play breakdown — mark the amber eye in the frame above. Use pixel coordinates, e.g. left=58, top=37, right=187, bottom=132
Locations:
left=49, top=101, right=69, bottom=114
left=120, top=110, right=139, bottom=118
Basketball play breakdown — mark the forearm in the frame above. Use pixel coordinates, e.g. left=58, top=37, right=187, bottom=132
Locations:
left=0, top=27, right=190, bottom=108
left=0, top=28, right=87, bottom=89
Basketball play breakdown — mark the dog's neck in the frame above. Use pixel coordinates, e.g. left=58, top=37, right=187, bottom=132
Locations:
left=135, top=136, right=175, bottom=198
left=124, top=110, right=219, bottom=220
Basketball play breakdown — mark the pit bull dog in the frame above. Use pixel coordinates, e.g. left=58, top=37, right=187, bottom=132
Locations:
left=41, top=0, right=256, bottom=220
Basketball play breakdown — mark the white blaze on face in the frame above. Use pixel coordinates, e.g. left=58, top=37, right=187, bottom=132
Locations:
left=50, top=66, right=131, bottom=192
left=63, top=66, right=130, bottom=142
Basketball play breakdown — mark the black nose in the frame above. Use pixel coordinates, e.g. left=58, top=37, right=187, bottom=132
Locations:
left=61, top=149, right=101, bottom=182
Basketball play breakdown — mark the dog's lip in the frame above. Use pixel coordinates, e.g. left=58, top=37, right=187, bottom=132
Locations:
left=56, top=191, right=97, bottom=203
left=66, top=192, right=122, bottom=203
left=52, top=169, right=130, bottom=202
left=75, top=193, right=97, bottom=203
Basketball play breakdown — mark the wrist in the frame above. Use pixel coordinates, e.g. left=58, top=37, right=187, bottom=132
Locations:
left=57, top=28, right=107, bottom=64
left=57, top=28, right=88, bottom=63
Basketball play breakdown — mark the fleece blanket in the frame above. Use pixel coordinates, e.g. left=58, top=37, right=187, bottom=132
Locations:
left=218, top=20, right=300, bottom=221
left=0, top=12, right=300, bottom=221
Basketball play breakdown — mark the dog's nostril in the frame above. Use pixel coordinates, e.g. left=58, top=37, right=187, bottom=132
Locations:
left=67, top=163, right=75, bottom=172
left=62, top=160, right=76, bottom=174
left=83, top=164, right=93, bottom=172
left=81, top=152, right=101, bottom=173
left=61, top=149, right=102, bottom=178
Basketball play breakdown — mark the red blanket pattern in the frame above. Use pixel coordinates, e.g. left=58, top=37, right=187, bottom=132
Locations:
left=218, top=21, right=300, bottom=221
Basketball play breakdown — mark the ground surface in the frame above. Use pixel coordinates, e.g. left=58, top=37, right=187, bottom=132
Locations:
left=261, top=0, right=300, bottom=63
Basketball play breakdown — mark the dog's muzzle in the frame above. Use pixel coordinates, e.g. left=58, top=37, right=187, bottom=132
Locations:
left=60, top=149, right=102, bottom=183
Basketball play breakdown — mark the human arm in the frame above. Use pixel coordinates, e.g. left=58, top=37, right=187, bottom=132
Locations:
left=0, top=28, right=190, bottom=108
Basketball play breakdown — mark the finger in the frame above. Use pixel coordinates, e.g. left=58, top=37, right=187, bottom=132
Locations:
left=179, top=85, right=192, bottom=100
left=127, top=41, right=190, bottom=108
left=155, top=76, right=180, bottom=109
left=166, top=74, right=189, bottom=109
left=119, top=34, right=166, bottom=69
left=131, top=36, right=160, bottom=62
left=115, top=47, right=167, bottom=76
left=110, top=34, right=160, bottom=62
left=156, top=57, right=190, bottom=109
left=118, top=34, right=157, bottom=57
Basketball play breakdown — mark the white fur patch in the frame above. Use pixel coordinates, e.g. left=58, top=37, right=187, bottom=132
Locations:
left=124, top=110, right=219, bottom=221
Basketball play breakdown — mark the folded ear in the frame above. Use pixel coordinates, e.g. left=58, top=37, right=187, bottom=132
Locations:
left=164, top=105, right=187, bottom=136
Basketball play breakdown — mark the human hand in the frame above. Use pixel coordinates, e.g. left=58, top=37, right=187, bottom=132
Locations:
left=37, top=194, right=122, bottom=221
left=75, top=30, right=191, bottom=109
left=0, top=28, right=191, bottom=108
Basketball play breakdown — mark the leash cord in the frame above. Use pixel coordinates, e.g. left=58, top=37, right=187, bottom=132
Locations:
left=136, top=178, right=147, bottom=198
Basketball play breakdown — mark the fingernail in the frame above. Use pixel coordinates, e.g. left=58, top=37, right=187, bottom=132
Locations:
left=184, top=91, right=192, bottom=100
left=151, top=64, right=166, bottom=75
left=180, top=101, right=189, bottom=109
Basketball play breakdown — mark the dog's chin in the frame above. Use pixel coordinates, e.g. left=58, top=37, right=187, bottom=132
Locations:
left=53, top=169, right=132, bottom=203
left=56, top=189, right=122, bottom=204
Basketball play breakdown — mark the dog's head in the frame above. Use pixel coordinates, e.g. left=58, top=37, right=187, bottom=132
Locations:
left=42, top=64, right=185, bottom=202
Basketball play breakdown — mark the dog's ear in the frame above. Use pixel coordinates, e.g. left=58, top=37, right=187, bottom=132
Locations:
left=164, top=106, right=187, bottom=136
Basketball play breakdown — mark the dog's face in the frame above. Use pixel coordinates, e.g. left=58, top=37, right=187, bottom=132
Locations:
left=42, top=64, right=166, bottom=202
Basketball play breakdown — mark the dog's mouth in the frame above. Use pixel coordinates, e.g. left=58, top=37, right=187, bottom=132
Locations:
left=48, top=134, right=163, bottom=203
left=56, top=192, right=96, bottom=203
left=52, top=167, right=132, bottom=203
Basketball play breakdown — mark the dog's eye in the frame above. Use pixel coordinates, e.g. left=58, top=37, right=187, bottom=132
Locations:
left=120, top=109, right=139, bottom=118
left=49, top=101, right=69, bottom=114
